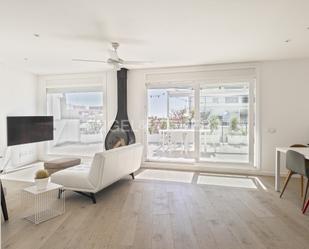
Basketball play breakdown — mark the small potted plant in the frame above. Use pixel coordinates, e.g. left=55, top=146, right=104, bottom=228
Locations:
left=34, top=169, right=49, bottom=190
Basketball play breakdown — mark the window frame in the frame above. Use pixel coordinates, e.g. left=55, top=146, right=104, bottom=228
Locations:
left=145, top=72, right=259, bottom=169
left=38, top=73, right=107, bottom=159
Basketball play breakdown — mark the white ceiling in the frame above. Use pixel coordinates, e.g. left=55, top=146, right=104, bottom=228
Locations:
left=1, top=0, right=309, bottom=74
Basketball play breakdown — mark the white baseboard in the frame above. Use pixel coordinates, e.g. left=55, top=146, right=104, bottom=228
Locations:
left=141, top=161, right=289, bottom=177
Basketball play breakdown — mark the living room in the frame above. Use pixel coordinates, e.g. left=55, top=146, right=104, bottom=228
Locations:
left=1, top=1, right=309, bottom=249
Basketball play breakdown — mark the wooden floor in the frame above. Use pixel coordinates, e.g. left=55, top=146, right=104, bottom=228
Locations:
left=1, top=170, right=309, bottom=249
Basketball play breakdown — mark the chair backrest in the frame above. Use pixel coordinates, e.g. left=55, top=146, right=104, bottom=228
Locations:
left=88, top=143, right=143, bottom=190
left=286, top=150, right=309, bottom=177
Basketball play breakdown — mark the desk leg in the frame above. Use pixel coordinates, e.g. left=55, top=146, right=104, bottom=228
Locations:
left=275, top=150, right=281, bottom=192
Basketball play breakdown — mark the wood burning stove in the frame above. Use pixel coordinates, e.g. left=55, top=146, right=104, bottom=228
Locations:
left=105, top=68, right=136, bottom=150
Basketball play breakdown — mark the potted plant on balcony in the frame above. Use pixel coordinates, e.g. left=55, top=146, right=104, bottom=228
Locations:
left=34, top=169, right=50, bottom=190
left=208, top=115, right=220, bottom=134
left=205, top=115, right=220, bottom=154
left=228, top=116, right=247, bottom=145
left=229, top=116, right=239, bottom=134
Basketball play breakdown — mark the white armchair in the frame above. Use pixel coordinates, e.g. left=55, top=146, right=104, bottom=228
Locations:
left=51, top=143, right=143, bottom=203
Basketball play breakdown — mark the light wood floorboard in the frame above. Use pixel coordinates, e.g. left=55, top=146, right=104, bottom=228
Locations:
left=1, top=170, right=309, bottom=249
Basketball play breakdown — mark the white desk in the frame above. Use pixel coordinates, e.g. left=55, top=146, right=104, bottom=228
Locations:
left=275, top=147, right=309, bottom=192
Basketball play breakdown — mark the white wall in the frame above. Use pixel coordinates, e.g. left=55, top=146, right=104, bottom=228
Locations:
left=259, top=59, right=309, bottom=174
left=127, top=59, right=309, bottom=175
left=0, top=63, right=38, bottom=169
left=106, top=70, right=117, bottom=129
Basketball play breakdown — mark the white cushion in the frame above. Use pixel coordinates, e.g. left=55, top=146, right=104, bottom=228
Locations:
left=51, top=164, right=94, bottom=191
left=51, top=143, right=143, bottom=193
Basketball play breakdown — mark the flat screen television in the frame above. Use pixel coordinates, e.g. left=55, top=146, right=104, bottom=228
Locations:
left=7, top=116, right=54, bottom=146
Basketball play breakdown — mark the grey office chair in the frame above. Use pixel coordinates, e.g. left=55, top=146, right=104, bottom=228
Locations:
left=280, top=150, right=309, bottom=209
left=290, top=144, right=307, bottom=197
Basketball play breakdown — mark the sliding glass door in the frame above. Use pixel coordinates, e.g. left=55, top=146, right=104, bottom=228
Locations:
left=146, top=80, right=255, bottom=166
left=147, top=87, right=195, bottom=162
left=199, top=83, right=252, bottom=163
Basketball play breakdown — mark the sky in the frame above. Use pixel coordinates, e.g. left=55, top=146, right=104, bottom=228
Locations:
left=66, top=92, right=103, bottom=107
left=148, top=86, right=249, bottom=119
left=63, top=87, right=248, bottom=118
left=148, top=89, right=192, bottom=117
left=63, top=89, right=189, bottom=116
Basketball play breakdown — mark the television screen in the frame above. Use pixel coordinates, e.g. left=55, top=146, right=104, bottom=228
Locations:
left=7, top=116, right=54, bottom=146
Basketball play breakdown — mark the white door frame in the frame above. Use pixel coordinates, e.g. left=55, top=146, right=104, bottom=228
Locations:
left=144, top=73, right=259, bottom=169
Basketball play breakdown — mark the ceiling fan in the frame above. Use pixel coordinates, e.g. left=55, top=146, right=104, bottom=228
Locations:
left=72, top=42, right=151, bottom=69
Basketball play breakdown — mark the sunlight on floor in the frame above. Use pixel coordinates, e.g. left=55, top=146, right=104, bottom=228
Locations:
left=135, top=169, right=268, bottom=189
left=2, top=165, right=268, bottom=191
left=136, top=169, right=194, bottom=183
left=197, top=174, right=258, bottom=189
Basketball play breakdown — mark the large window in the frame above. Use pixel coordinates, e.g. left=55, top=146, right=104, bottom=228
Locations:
left=200, top=83, right=251, bottom=163
left=146, top=80, right=256, bottom=166
left=46, top=87, right=104, bottom=156
left=147, top=87, right=195, bottom=162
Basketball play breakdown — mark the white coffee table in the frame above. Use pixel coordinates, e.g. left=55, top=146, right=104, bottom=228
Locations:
left=21, top=182, right=65, bottom=224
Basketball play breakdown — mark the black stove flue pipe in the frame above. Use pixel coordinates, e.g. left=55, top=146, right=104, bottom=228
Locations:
left=104, top=68, right=136, bottom=150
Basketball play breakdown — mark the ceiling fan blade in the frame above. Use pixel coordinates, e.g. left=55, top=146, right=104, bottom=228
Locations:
left=72, top=59, right=107, bottom=63
left=122, top=60, right=153, bottom=65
